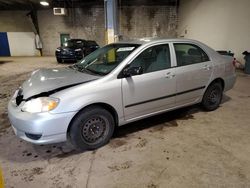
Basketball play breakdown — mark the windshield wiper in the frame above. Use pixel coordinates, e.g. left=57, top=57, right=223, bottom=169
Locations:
left=70, top=64, right=104, bottom=76
left=69, top=64, right=87, bottom=73
left=85, top=67, right=106, bottom=76
left=69, top=63, right=106, bottom=76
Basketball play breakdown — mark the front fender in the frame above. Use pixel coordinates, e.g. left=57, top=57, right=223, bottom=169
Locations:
left=49, top=78, right=124, bottom=121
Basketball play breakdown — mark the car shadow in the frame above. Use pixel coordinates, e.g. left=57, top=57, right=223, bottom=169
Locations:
left=221, top=94, right=231, bottom=104
left=0, top=60, right=13, bottom=65
left=113, top=104, right=200, bottom=139
left=114, top=94, right=231, bottom=139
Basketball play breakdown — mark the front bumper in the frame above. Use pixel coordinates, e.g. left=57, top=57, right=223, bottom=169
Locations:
left=55, top=52, right=83, bottom=60
left=8, top=101, right=76, bottom=144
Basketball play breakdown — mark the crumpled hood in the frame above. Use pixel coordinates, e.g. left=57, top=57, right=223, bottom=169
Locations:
left=21, top=67, right=100, bottom=99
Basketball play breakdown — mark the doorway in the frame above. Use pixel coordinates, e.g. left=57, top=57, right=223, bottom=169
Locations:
left=60, top=33, right=70, bottom=46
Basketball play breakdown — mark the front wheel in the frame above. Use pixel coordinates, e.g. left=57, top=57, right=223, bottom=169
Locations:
left=201, top=82, right=223, bottom=111
left=57, top=58, right=62, bottom=63
left=69, top=106, right=115, bottom=151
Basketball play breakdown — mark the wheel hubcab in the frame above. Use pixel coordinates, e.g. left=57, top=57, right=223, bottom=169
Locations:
left=82, top=116, right=106, bottom=143
left=208, top=89, right=219, bottom=104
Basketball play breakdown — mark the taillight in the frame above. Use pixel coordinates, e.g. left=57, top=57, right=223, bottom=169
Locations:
left=232, top=58, right=236, bottom=67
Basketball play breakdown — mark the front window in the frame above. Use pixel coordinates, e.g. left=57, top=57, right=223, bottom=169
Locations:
left=129, top=44, right=171, bottom=74
left=73, top=43, right=140, bottom=75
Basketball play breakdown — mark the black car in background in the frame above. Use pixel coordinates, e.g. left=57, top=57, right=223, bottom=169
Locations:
left=55, top=39, right=99, bottom=63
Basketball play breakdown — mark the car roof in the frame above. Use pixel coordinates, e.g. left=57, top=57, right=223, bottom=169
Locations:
left=117, top=37, right=201, bottom=45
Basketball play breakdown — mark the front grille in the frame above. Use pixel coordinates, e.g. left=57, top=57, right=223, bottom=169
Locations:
left=16, top=89, right=23, bottom=106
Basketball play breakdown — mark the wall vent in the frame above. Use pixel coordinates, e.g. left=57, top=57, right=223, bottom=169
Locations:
left=53, top=8, right=67, bottom=16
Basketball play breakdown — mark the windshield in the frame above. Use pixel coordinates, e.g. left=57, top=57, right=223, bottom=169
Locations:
left=73, top=43, right=140, bottom=75
left=63, top=40, right=84, bottom=48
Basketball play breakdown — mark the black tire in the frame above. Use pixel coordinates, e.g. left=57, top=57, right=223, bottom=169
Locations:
left=69, top=106, right=115, bottom=151
left=202, top=82, right=223, bottom=111
left=57, top=58, right=62, bottom=63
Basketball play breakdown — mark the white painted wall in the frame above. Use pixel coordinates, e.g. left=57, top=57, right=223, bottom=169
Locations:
left=178, top=0, right=250, bottom=63
left=7, top=32, right=38, bottom=56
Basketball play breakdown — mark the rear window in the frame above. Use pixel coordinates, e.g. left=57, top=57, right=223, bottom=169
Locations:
left=87, top=41, right=98, bottom=46
left=217, top=50, right=234, bottom=57
left=174, top=43, right=210, bottom=66
left=63, top=40, right=85, bottom=48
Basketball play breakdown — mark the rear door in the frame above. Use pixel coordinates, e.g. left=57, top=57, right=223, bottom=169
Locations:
left=173, top=43, right=213, bottom=106
left=121, top=43, right=176, bottom=121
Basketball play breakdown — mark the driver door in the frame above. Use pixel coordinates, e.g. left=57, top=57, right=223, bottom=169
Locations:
left=121, top=44, right=176, bottom=121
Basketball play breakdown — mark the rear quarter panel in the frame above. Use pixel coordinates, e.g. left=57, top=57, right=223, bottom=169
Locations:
left=211, top=54, right=236, bottom=91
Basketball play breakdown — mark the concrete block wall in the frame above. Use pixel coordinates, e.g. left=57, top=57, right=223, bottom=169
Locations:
left=38, top=5, right=178, bottom=55
left=119, top=6, right=178, bottom=40
left=37, top=7, right=105, bottom=56
left=0, top=6, right=178, bottom=56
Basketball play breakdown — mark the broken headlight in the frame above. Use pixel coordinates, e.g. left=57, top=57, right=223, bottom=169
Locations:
left=21, top=97, right=59, bottom=113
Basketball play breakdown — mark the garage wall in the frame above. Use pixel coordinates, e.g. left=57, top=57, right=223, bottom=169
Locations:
left=37, top=7, right=105, bottom=56
left=38, top=5, right=178, bottom=56
left=0, top=11, right=34, bottom=32
left=120, top=6, right=178, bottom=39
left=178, top=0, right=250, bottom=63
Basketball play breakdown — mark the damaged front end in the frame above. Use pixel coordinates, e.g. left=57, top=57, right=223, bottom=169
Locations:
left=8, top=67, right=101, bottom=144
left=12, top=67, right=100, bottom=108
left=14, top=82, right=86, bottom=106
left=13, top=81, right=93, bottom=113
left=15, top=88, right=24, bottom=106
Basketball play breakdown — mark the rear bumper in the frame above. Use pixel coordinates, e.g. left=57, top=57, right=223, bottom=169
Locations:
left=8, top=101, right=76, bottom=144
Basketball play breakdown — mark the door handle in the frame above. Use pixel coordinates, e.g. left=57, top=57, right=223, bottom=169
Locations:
left=203, top=65, right=211, bottom=70
left=165, top=72, right=175, bottom=79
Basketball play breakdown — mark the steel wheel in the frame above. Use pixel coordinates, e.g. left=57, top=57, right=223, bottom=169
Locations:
left=207, top=88, right=220, bottom=105
left=69, top=106, right=115, bottom=150
left=81, top=116, right=109, bottom=145
left=202, top=82, right=223, bottom=111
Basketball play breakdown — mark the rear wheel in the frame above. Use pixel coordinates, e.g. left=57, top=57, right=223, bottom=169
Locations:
left=201, top=82, right=223, bottom=111
left=69, top=106, right=115, bottom=151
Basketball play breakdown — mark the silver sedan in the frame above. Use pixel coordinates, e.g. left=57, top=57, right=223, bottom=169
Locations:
left=8, top=38, right=236, bottom=150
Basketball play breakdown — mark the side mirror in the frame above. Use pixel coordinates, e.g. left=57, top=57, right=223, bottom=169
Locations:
left=123, top=66, right=143, bottom=77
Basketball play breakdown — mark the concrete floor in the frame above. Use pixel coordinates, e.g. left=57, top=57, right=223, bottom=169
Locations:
left=0, top=57, right=250, bottom=188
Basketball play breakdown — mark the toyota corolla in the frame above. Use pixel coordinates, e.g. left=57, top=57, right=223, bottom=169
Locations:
left=8, top=38, right=236, bottom=150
